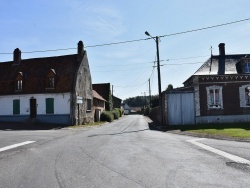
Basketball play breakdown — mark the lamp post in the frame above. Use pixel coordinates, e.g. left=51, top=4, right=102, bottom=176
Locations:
left=145, top=31, right=164, bottom=127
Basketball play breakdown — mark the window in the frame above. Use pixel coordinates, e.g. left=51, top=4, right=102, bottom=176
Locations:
left=15, top=72, right=23, bottom=91
left=48, top=78, right=55, bottom=88
left=16, top=80, right=22, bottom=91
left=244, top=63, right=250, bottom=73
left=13, top=99, right=20, bottom=114
left=206, top=86, right=223, bottom=109
left=239, top=84, right=250, bottom=107
left=87, top=99, right=91, bottom=111
left=46, top=98, right=54, bottom=114
left=46, top=69, right=56, bottom=89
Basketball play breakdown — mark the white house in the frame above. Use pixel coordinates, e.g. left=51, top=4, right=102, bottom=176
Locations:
left=0, top=41, right=93, bottom=125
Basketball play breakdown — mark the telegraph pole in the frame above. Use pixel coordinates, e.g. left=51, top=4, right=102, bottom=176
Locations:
left=145, top=31, right=164, bottom=127
left=148, top=78, right=151, bottom=108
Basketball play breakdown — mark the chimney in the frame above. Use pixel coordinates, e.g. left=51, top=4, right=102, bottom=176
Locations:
left=77, top=41, right=84, bottom=61
left=13, top=48, right=21, bottom=64
left=218, top=43, right=225, bottom=75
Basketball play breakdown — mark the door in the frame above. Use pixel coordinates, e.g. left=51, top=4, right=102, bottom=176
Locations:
left=167, top=93, right=195, bottom=125
left=30, top=98, right=37, bottom=118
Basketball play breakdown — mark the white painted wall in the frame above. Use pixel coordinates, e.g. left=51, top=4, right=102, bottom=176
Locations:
left=0, top=93, right=70, bottom=115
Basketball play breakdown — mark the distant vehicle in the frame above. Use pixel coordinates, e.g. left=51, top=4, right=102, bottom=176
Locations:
left=124, top=110, right=129, bottom=115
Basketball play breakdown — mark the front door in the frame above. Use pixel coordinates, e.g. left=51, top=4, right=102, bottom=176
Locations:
left=30, top=98, right=37, bottom=118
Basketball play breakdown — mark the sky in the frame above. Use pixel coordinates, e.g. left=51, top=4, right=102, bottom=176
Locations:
left=1, top=0, right=250, bottom=100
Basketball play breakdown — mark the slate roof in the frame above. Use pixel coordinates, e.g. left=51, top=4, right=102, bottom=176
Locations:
left=0, top=54, right=80, bottom=95
left=194, top=54, right=248, bottom=75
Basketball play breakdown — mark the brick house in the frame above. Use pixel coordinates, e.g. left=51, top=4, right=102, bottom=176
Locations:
left=112, top=95, right=122, bottom=109
left=0, top=41, right=93, bottom=125
left=93, top=90, right=106, bottom=121
left=92, top=83, right=113, bottom=111
left=165, top=43, right=250, bottom=125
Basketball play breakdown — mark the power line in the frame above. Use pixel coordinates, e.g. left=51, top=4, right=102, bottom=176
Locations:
left=160, top=61, right=204, bottom=66
left=1, top=17, right=249, bottom=55
left=159, top=17, right=250, bottom=38
left=115, top=80, right=148, bottom=88
left=92, top=65, right=151, bottom=72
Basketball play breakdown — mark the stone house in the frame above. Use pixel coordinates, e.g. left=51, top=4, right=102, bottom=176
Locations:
left=0, top=41, right=93, bottom=125
left=165, top=43, right=250, bottom=125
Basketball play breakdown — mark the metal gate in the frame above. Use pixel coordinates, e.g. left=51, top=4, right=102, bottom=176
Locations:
left=167, top=93, right=195, bottom=125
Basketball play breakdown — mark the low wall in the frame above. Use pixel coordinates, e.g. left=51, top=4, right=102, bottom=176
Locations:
left=149, top=107, right=160, bottom=124
left=196, top=114, right=250, bottom=124
left=0, top=114, right=71, bottom=125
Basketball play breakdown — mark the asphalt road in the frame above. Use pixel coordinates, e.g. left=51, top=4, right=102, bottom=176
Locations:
left=0, top=115, right=249, bottom=188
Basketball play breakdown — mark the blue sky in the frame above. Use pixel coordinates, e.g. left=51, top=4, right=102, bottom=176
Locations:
left=1, top=0, right=250, bottom=100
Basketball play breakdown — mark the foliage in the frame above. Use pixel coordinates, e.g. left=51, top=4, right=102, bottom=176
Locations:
left=150, top=95, right=159, bottom=108
left=112, top=109, right=120, bottom=119
left=166, top=84, right=173, bottom=91
left=100, top=111, right=114, bottom=122
left=114, top=108, right=122, bottom=117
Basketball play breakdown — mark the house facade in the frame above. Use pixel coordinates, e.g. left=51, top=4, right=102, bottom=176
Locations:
left=92, top=83, right=113, bottom=111
left=112, top=95, right=122, bottom=109
left=93, top=90, right=106, bottom=121
left=165, top=43, right=250, bottom=125
left=0, top=41, right=93, bottom=125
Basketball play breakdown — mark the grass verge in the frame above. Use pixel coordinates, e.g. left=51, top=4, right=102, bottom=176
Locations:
left=69, top=121, right=107, bottom=128
left=169, top=123, right=250, bottom=139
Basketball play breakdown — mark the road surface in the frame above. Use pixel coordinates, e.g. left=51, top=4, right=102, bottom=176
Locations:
left=0, top=115, right=249, bottom=188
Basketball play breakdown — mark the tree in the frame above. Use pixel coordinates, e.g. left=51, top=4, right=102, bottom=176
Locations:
left=166, top=84, right=173, bottom=91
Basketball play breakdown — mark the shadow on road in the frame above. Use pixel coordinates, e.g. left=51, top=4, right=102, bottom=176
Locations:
left=0, top=122, right=67, bottom=131
left=88, top=128, right=149, bottom=137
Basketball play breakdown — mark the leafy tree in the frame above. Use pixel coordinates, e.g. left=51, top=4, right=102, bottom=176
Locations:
left=166, top=84, right=173, bottom=91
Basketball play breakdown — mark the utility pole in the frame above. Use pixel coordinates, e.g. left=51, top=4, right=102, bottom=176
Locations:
left=111, top=85, right=114, bottom=110
left=145, top=31, right=164, bottom=127
left=148, top=78, right=151, bottom=108
left=156, top=36, right=164, bottom=127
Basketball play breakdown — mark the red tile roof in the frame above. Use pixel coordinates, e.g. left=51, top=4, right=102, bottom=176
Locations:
left=0, top=54, right=80, bottom=95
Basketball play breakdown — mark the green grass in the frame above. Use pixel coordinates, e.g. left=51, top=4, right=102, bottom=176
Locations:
left=169, top=123, right=250, bottom=139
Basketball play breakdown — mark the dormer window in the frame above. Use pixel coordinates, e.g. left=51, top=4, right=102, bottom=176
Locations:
left=46, top=69, right=56, bottom=89
left=241, top=58, right=250, bottom=74
left=48, top=77, right=55, bottom=88
left=16, top=80, right=22, bottom=90
left=15, top=72, right=23, bottom=91
left=244, top=62, right=250, bottom=73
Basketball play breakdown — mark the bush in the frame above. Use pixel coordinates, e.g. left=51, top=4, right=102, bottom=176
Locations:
left=100, top=111, right=114, bottom=122
left=114, top=108, right=122, bottom=117
left=112, top=109, right=119, bottom=119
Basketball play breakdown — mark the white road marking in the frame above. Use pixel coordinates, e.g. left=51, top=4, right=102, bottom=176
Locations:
left=0, top=141, right=35, bottom=153
left=187, top=138, right=250, bottom=165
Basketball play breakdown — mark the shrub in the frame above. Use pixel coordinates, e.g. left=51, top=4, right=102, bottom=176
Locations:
left=114, top=108, right=122, bottom=117
left=112, top=109, right=119, bottom=119
left=100, top=111, right=114, bottom=122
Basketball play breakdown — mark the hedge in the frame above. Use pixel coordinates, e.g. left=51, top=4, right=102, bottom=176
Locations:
left=112, top=109, right=119, bottom=119
left=100, top=111, right=114, bottom=122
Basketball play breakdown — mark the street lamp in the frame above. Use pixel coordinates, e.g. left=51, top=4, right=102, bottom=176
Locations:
left=145, top=31, right=164, bottom=127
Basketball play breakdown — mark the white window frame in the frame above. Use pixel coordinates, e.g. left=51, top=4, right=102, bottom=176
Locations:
left=206, top=85, right=223, bottom=109
left=16, top=80, right=22, bottom=91
left=239, top=84, right=250, bottom=107
left=244, top=62, right=250, bottom=73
